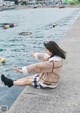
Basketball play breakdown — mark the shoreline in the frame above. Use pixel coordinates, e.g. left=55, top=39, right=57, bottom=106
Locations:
left=7, top=15, right=80, bottom=113
left=0, top=4, right=80, bottom=11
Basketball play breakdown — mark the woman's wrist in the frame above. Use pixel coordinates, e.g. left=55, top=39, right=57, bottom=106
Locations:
left=18, top=69, right=23, bottom=73
left=14, top=68, right=23, bottom=73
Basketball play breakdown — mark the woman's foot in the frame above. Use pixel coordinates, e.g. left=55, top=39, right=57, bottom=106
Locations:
left=1, top=74, right=13, bottom=87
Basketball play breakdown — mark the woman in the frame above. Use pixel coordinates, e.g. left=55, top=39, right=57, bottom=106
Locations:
left=1, top=41, right=66, bottom=89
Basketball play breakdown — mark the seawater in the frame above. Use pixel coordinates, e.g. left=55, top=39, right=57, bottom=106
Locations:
left=0, top=8, right=80, bottom=108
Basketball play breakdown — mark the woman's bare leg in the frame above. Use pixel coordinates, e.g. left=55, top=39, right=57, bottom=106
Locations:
left=13, top=76, right=34, bottom=86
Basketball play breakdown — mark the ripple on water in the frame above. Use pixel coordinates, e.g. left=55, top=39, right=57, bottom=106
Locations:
left=0, top=48, right=6, bottom=52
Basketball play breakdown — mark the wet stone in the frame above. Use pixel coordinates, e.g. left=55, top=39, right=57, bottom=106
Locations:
left=19, top=32, right=32, bottom=36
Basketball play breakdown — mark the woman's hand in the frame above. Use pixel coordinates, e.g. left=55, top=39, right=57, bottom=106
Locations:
left=42, top=58, right=48, bottom=62
left=13, top=68, right=23, bottom=73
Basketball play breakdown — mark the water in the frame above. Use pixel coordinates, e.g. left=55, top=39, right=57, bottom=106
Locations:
left=0, top=8, right=80, bottom=108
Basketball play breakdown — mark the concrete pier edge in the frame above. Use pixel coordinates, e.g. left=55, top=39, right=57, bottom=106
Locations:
left=7, top=16, right=80, bottom=113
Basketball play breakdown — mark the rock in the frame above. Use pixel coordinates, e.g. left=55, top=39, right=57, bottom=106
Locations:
left=19, top=32, right=32, bottom=36
left=52, top=23, right=58, bottom=27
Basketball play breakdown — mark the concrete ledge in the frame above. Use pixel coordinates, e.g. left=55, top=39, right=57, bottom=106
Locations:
left=7, top=16, right=80, bottom=113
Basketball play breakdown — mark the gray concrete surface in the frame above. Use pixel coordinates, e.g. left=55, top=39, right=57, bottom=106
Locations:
left=7, top=16, right=80, bottom=113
